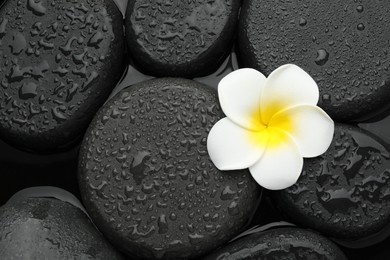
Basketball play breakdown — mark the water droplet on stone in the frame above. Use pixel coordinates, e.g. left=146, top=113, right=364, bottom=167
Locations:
left=299, top=18, right=307, bottom=26
left=220, top=186, right=236, bottom=201
left=158, top=214, right=168, bottom=234
left=19, top=82, right=37, bottom=99
left=315, top=49, right=329, bottom=66
left=52, top=105, right=67, bottom=122
left=27, top=0, right=47, bottom=16
left=322, top=94, right=331, bottom=103
left=9, top=32, right=27, bottom=54
left=130, top=151, right=151, bottom=185
left=0, top=18, right=8, bottom=37
left=228, top=201, right=239, bottom=216
left=88, top=31, right=104, bottom=48
left=357, top=23, right=365, bottom=31
left=188, top=233, right=204, bottom=245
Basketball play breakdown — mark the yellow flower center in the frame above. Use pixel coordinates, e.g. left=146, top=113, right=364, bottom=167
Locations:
left=248, top=101, right=294, bottom=149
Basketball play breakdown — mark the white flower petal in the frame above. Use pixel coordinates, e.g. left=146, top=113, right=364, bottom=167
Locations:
left=269, top=105, right=334, bottom=158
left=207, top=118, right=268, bottom=170
left=260, top=64, right=319, bottom=124
left=249, top=129, right=303, bottom=190
left=218, top=68, right=266, bottom=130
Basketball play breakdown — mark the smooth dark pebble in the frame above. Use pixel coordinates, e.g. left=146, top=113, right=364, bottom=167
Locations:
left=273, top=124, right=390, bottom=240
left=0, top=0, right=125, bottom=151
left=125, top=0, right=239, bottom=77
left=0, top=197, right=124, bottom=259
left=204, top=227, right=347, bottom=260
left=78, top=78, right=261, bottom=259
left=238, top=0, right=390, bottom=121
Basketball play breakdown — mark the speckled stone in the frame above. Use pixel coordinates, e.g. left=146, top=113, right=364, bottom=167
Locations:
left=238, top=0, right=390, bottom=121
left=273, top=124, right=390, bottom=239
left=78, top=78, right=261, bottom=259
left=0, top=0, right=124, bottom=151
left=0, top=198, right=124, bottom=260
left=204, top=227, right=347, bottom=260
left=125, top=0, right=239, bottom=77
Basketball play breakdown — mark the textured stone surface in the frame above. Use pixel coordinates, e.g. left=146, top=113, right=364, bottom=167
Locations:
left=79, top=78, right=261, bottom=259
left=125, top=0, right=239, bottom=77
left=239, top=0, right=390, bottom=121
left=0, top=198, right=124, bottom=260
left=273, top=124, right=390, bottom=239
left=204, top=227, right=347, bottom=260
left=0, top=0, right=124, bottom=151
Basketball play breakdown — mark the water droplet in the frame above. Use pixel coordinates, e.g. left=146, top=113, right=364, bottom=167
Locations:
left=158, top=214, right=168, bottom=234
left=357, top=23, right=365, bottom=31
left=0, top=18, right=8, bottom=37
left=52, top=106, right=67, bottom=122
left=89, top=181, right=108, bottom=200
left=220, top=186, right=236, bottom=201
left=228, top=201, right=239, bottom=216
left=315, top=49, right=329, bottom=66
left=130, top=151, right=151, bottom=185
left=27, top=0, right=47, bottom=16
left=188, top=233, right=204, bottom=245
left=59, top=37, right=78, bottom=55
left=299, top=18, right=307, bottom=26
left=88, top=32, right=104, bottom=48
left=9, top=32, right=27, bottom=55
left=19, top=82, right=37, bottom=99
left=322, top=94, right=331, bottom=103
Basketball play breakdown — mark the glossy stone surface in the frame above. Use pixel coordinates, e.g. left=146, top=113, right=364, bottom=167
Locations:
left=273, top=124, right=390, bottom=239
left=0, top=197, right=124, bottom=260
left=205, top=227, right=347, bottom=260
left=125, top=0, right=239, bottom=77
left=239, top=0, right=390, bottom=121
left=78, top=78, right=260, bottom=259
left=0, top=0, right=125, bottom=151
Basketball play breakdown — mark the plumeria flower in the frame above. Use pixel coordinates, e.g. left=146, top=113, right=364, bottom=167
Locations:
left=207, top=64, right=334, bottom=190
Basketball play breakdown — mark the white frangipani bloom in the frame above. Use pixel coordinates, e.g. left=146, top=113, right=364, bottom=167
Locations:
left=207, top=64, right=334, bottom=190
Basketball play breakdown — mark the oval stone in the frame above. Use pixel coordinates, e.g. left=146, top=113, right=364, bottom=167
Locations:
left=239, top=0, right=390, bottom=121
left=125, top=0, right=239, bottom=77
left=0, top=0, right=125, bottom=151
left=78, top=78, right=261, bottom=259
left=273, top=124, right=390, bottom=240
left=0, top=197, right=124, bottom=259
left=204, top=227, right=347, bottom=260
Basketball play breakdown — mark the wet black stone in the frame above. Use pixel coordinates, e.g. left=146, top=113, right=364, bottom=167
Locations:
left=78, top=78, right=261, bottom=259
left=0, top=197, right=124, bottom=259
left=238, top=0, right=390, bottom=121
left=124, top=0, right=239, bottom=78
left=204, top=227, right=347, bottom=260
left=273, top=124, right=390, bottom=239
left=0, top=0, right=125, bottom=152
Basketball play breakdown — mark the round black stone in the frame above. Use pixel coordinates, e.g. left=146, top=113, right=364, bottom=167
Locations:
left=78, top=78, right=261, bottom=259
left=0, top=197, right=124, bottom=259
left=125, top=0, right=239, bottom=78
left=0, top=0, right=125, bottom=151
left=204, top=227, right=347, bottom=260
left=238, top=0, right=390, bottom=121
left=273, top=124, right=390, bottom=239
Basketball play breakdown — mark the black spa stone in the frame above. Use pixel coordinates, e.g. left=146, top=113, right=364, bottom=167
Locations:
left=124, top=0, right=239, bottom=78
left=0, top=0, right=124, bottom=151
left=273, top=124, right=390, bottom=239
left=238, top=0, right=390, bottom=121
left=78, top=78, right=261, bottom=259
left=204, top=227, right=347, bottom=260
left=0, top=197, right=124, bottom=260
